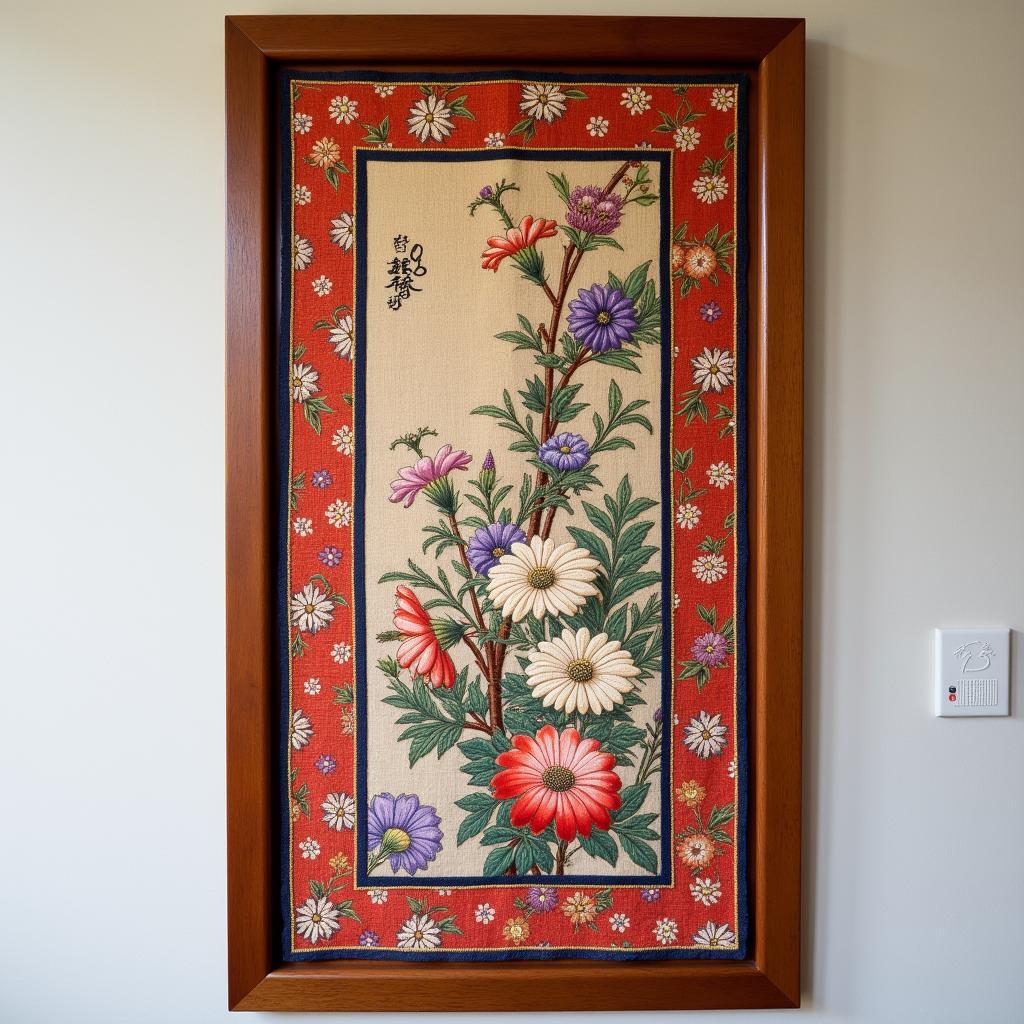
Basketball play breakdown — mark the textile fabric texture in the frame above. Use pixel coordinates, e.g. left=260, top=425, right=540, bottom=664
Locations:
left=280, top=72, right=747, bottom=961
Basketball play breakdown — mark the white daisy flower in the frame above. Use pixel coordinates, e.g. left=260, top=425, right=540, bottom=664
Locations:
left=525, top=627, right=641, bottom=715
left=587, top=115, right=610, bottom=137
left=707, top=461, right=734, bottom=488
left=690, top=877, right=723, bottom=906
left=293, top=234, right=313, bottom=270
left=397, top=914, right=442, bottom=949
left=620, top=87, right=652, bottom=115
left=298, top=836, right=321, bottom=860
left=293, top=113, right=313, bottom=135
left=684, top=711, right=728, bottom=758
left=711, top=88, right=735, bottom=112
left=673, top=592, right=681, bottom=610
left=692, top=348, right=735, bottom=393
left=728, top=757, right=738, bottom=779
left=676, top=503, right=701, bottom=530
left=291, top=362, right=319, bottom=403
left=692, top=553, right=728, bottom=583
left=437, top=888, right=453, bottom=896
left=374, top=83, right=395, bottom=98
left=295, top=896, right=340, bottom=943
left=368, top=888, right=388, bottom=905
left=290, top=583, right=334, bottom=634
left=487, top=536, right=600, bottom=622
left=329, top=211, right=354, bottom=251
left=475, top=903, right=496, bottom=924
left=332, top=425, right=354, bottom=456
left=331, top=642, right=352, bottom=665
left=325, top=499, right=352, bottom=528
left=609, top=912, right=631, bottom=932
left=312, top=275, right=332, bottom=297
left=692, top=174, right=728, bottom=204
left=289, top=709, right=313, bottom=749
left=321, top=792, right=356, bottom=831
left=293, top=516, right=313, bottom=537
left=520, top=83, right=568, bottom=123
left=485, top=131, right=505, bottom=148
left=328, top=94, right=359, bottom=125
left=674, top=126, right=701, bottom=151
left=294, top=184, right=312, bottom=206
left=694, top=920, right=736, bottom=947
left=329, top=315, right=354, bottom=359
left=303, top=677, right=321, bottom=696
left=653, top=918, right=678, bottom=945
left=407, top=95, right=454, bottom=143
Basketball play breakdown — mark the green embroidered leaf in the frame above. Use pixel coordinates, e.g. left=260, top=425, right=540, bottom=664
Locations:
left=547, top=171, right=571, bottom=204
left=579, top=828, right=619, bottom=866
left=455, top=792, right=499, bottom=845
left=482, top=844, right=516, bottom=876
left=615, top=831, right=658, bottom=874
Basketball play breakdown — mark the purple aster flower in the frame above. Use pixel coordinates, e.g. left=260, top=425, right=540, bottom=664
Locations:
left=479, top=185, right=493, bottom=199
left=315, top=754, right=336, bottom=775
left=566, top=185, right=624, bottom=235
left=311, top=469, right=332, bottom=488
left=366, top=792, right=443, bottom=875
left=482, top=449, right=495, bottom=471
left=700, top=301, right=723, bottom=323
left=691, top=631, right=729, bottom=668
left=527, top=886, right=558, bottom=912
left=567, top=283, right=638, bottom=353
left=467, top=521, right=527, bottom=576
left=640, top=887, right=662, bottom=903
left=318, top=545, right=343, bottom=568
left=538, top=431, right=590, bottom=472
left=358, top=930, right=379, bottom=947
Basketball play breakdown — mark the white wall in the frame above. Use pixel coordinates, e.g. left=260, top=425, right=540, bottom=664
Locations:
left=2, top=1, right=1022, bottom=1021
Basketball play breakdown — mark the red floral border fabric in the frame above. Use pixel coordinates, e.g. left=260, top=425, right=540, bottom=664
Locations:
left=282, top=73, right=746, bottom=960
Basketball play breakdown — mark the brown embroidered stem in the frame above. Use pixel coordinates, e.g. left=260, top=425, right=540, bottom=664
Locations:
left=554, top=839, right=568, bottom=875
left=460, top=634, right=491, bottom=681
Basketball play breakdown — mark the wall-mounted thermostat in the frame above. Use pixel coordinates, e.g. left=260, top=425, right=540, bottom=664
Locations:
left=934, top=628, right=1010, bottom=717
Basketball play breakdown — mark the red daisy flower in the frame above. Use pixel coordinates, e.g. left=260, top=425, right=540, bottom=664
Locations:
left=492, top=724, right=622, bottom=842
left=480, top=215, right=559, bottom=272
left=393, top=585, right=456, bottom=689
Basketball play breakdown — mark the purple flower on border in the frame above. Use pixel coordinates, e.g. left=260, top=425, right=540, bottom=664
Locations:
left=526, top=886, right=558, bottom=913
left=315, top=754, right=336, bottom=775
left=538, top=432, right=591, bottom=472
left=567, top=283, right=638, bottom=353
left=311, top=469, right=333, bottom=488
left=358, top=930, right=380, bottom=947
left=366, top=792, right=443, bottom=876
left=700, top=301, right=723, bottom=323
left=466, top=521, right=527, bottom=576
left=565, top=185, right=624, bottom=235
left=318, top=545, right=343, bottom=568
left=691, top=631, right=729, bottom=668
left=640, top=888, right=662, bottom=903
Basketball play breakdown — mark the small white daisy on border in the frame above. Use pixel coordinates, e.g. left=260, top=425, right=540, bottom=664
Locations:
left=312, top=275, right=333, bottom=297
left=293, top=184, right=311, bottom=206
left=634, top=140, right=653, bottom=149
left=690, top=877, right=723, bottom=906
left=609, top=912, right=631, bottom=932
left=368, top=888, right=388, bottom=905
left=653, top=918, right=678, bottom=945
left=325, top=499, right=352, bottom=528
left=676, top=503, right=701, bottom=530
left=484, top=131, right=505, bottom=148
left=692, top=553, right=728, bottom=583
left=587, top=115, right=610, bottom=138
left=684, top=710, right=728, bottom=758
left=328, top=95, right=359, bottom=125
left=674, top=126, right=701, bottom=152
left=728, top=757, right=738, bottom=779
left=692, top=347, right=735, bottom=393
left=332, top=425, right=354, bottom=456
left=292, top=516, right=313, bottom=537
left=303, top=677, right=321, bottom=696
left=293, top=234, right=313, bottom=270
left=694, top=920, right=736, bottom=948
left=707, top=461, right=735, bottom=489
left=374, top=83, right=395, bottom=98
left=475, top=903, right=496, bottom=924
left=692, top=174, right=728, bottom=204
left=673, top=592, right=681, bottom=610
left=321, top=792, right=356, bottom=831
left=298, top=836, right=320, bottom=860
left=711, top=87, right=735, bottom=112
left=293, top=113, right=313, bottom=135
left=620, top=86, right=652, bottom=115
left=331, top=642, right=352, bottom=665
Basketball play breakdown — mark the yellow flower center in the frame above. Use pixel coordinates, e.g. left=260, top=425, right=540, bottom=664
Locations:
left=414, top=929, right=424, bottom=940
left=527, top=565, right=556, bottom=590
left=709, top=365, right=719, bottom=374
left=541, top=764, right=576, bottom=792
left=380, top=827, right=411, bottom=853
left=304, top=603, right=314, bottom=614
left=705, top=643, right=715, bottom=653
left=311, top=914, right=321, bottom=923
left=566, top=657, right=594, bottom=683
left=424, top=113, right=434, bottom=123
left=491, top=547, right=505, bottom=558
left=596, top=311, right=611, bottom=324
left=702, top=729, right=712, bottom=741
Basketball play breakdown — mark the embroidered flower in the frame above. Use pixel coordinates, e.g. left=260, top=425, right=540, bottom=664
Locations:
left=487, top=536, right=600, bottom=622
left=407, top=95, right=454, bottom=143
left=331, top=642, right=352, bottom=664
left=475, top=903, right=496, bottom=924
left=321, top=792, right=356, bottom=831
left=692, top=347, right=735, bottom=393
left=700, top=300, right=723, bottom=322
left=289, top=709, right=312, bottom=749
left=485, top=131, right=506, bottom=148
left=681, top=244, right=716, bottom=279
left=328, top=94, right=359, bottom=125
left=393, top=585, right=457, bottom=689
left=388, top=444, right=472, bottom=509
left=294, top=184, right=311, bottom=205
left=562, top=891, right=598, bottom=930
left=640, top=888, right=661, bottom=903
left=653, top=918, right=678, bottom=945
left=621, top=87, right=652, bottom=115
left=330, top=211, right=354, bottom=251
left=374, top=83, right=395, bottom=98
left=367, top=792, right=443, bottom=875
left=692, top=549, right=728, bottom=581
left=694, top=920, right=736, bottom=948
left=692, top=174, right=728, bottom=204
left=480, top=215, right=559, bottom=272
left=293, top=516, right=313, bottom=537
left=293, top=113, right=313, bottom=135
left=728, top=757, right=738, bottom=779
left=538, top=431, right=591, bottom=471
left=309, top=137, right=341, bottom=168
left=707, top=461, right=734, bottom=488
left=586, top=115, right=610, bottom=137
left=676, top=503, right=701, bottom=530
left=397, top=913, right=442, bottom=949
left=674, top=126, right=701, bottom=151
left=524, top=627, right=640, bottom=715
left=690, top=877, right=723, bottom=906
left=676, top=779, right=706, bottom=806
left=312, top=275, right=332, bottom=297
left=493, top=724, right=622, bottom=843
left=711, top=87, right=735, bottom=112
left=325, top=499, right=352, bottom=528
left=520, top=83, right=568, bottom=123
left=311, top=469, right=332, bottom=488
left=315, top=754, right=336, bottom=775
left=527, top=886, right=558, bottom=912
left=677, top=832, right=716, bottom=869
left=567, top=283, right=638, bottom=353
left=332, top=425, right=354, bottom=456
left=565, top=185, right=624, bottom=237
left=691, top=631, right=729, bottom=668
left=303, top=677, right=321, bottom=696
left=502, top=916, right=530, bottom=945
left=466, top=521, right=527, bottom=577
left=298, top=836, right=321, bottom=860
left=368, top=888, right=388, bottom=905
left=318, top=545, right=342, bottom=568
left=293, top=234, right=313, bottom=271
left=609, top=912, right=631, bottom=932
left=290, top=583, right=334, bottom=633
left=684, top=711, right=728, bottom=758
left=295, top=896, right=340, bottom=943
left=291, top=362, right=318, bottom=402
left=358, top=929, right=379, bottom=946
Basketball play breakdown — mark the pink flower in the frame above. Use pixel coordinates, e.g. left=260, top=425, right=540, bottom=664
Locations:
left=388, top=444, right=472, bottom=508
left=481, top=215, right=558, bottom=272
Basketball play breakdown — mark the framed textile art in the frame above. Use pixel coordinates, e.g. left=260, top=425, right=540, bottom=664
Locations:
left=226, top=14, right=803, bottom=1012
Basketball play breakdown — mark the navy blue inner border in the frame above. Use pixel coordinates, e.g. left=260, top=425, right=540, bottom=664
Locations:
left=277, top=68, right=749, bottom=963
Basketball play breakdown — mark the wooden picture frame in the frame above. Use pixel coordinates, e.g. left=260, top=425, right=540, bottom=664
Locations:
left=226, top=14, right=803, bottom=1011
